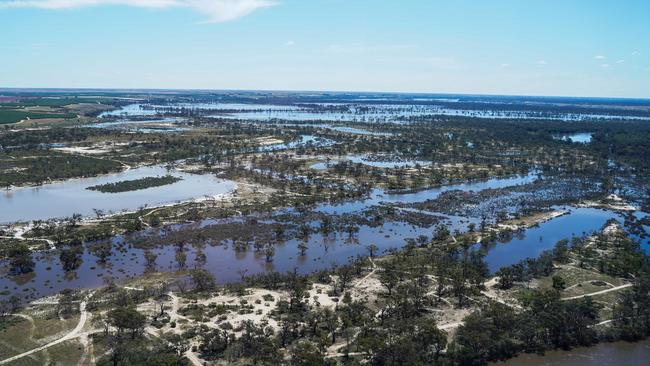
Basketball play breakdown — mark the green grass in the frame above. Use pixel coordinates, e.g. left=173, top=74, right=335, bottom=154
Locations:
left=0, top=315, right=39, bottom=361
left=537, top=266, right=626, bottom=295
left=0, top=306, right=81, bottom=364
left=0, top=110, right=76, bottom=124
left=46, top=339, right=84, bottom=365
left=31, top=312, right=79, bottom=341
left=89, top=333, right=110, bottom=361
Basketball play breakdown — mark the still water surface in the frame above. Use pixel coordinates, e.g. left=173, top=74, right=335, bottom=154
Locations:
left=493, top=340, right=650, bottom=366
left=105, top=103, right=650, bottom=123
left=0, top=166, right=235, bottom=223
left=553, top=133, right=593, bottom=144
left=3, top=172, right=645, bottom=302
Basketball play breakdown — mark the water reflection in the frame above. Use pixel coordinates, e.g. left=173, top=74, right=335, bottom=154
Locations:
left=493, top=340, right=650, bottom=366
left=105, top=103, right=650, bottom=124
left=553, top=133, right=593, bottom=144
left=0, top=165, right=235, bottom=223
left=1, top=171, right=647, bottom=301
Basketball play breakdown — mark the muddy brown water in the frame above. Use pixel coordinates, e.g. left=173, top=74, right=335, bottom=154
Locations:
left=493, top=340, right=650, bottom=366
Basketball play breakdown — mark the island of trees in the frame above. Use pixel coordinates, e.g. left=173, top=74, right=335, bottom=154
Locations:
left=87, top=175, right=183, bottom=193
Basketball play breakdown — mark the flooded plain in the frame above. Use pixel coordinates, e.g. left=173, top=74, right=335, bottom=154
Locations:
left=553, top=133, right=593, bottom=143
left=310, top=155, right=430, bottom=170
left=3, top=99, right=650, bottom=366
left=0, top=165, right=236, bottom=223
left=103, top=103, right=650, bottom=123
left=89, top=117, right=189, bottom=133
left=3, top=171, right=646, bottom=301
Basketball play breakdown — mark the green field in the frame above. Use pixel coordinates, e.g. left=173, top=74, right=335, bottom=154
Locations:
left=0, top=110, right=76, bottom=124
left=0, top=97, right=109, bottom=108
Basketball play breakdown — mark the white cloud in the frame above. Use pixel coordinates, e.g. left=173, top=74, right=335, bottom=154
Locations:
left=594, top=55, right=606, bottom=60
left=616, top=59, right=625, bottom=64
left=0, top=0, right=277, bottom=22
left=537, top=59, right=547, bottom=65
left=600, top=63, right=610, bottom=68
left=501, top=63, right=510, bottom=67
left=631, top=50, right=639, bottom=56
left=285, top=40, right=295, bottom=46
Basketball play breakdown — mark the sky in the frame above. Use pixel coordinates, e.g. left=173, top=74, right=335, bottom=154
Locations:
left=1, top=0, right=649, bottom=98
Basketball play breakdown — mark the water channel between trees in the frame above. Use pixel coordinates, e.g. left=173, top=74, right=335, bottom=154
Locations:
left=2, top=171, right=646, bottom=302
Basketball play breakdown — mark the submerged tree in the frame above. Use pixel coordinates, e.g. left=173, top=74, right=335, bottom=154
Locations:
left=6, top=243, right=35, bottom=274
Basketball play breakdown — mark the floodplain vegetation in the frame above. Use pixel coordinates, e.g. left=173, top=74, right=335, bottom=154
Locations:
left=1, top=222, right=648, bottom=366
left=0, top=92, right=649, bottom=365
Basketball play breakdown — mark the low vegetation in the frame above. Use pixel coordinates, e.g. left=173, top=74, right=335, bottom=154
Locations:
left=87, top=175, right=183, bottom=193
left=1, top=91, right=649, bottom=366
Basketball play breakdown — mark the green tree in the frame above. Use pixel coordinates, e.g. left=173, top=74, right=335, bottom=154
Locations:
left=190, top=269, right=215, bottom=292
left=552, top=275, right=566, bottom=291
left=6, top=243, right=35, bottom=274
left=290, top=341, right=330, bottom=366
left=199, top=329, right=229, bottom=360
left=107, top=306, right=147, bottom=339
left=60, top=247, right=83, bottom=272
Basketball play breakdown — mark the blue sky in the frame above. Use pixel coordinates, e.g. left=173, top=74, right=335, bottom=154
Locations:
left=1, top=0, right=649, bottom=97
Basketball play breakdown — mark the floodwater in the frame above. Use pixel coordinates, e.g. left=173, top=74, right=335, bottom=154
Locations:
left=4, top=170, right=639, bottom=300
left=0, top=134, right=330, bottom=224
left=257, top=135, right=335, bottom=152
left=310, top=162, right=330, bottom=170
left=315, top=171, right=540, bottom=215
left=485, top=206, right=627, bottom=272
left=0, top=203, right=637, bottom=301
left=324, top=126, right=392, bottom=136
left=346, top=155, right=431, bottom=168
left=493, top=340, right=650, bottom=366
left=0, top=166, right=236, bottom=223
left=89, top=118, right=189, bottom=133
left=553, top=133, right=593, bottom=144
left=105, top=103, right=650, bottom=124
left=1, top=168, right=647, bottom=301
left=281, top=123, right=393, bottom=136
left=99, top=103, right=301, bottom=118
left=220, top=107, right=650, bottom=123
left=310, top=155, right=430, bottom=170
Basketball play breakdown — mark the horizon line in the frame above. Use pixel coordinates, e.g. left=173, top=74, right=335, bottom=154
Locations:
left=1, top=86, right=649, bottom=101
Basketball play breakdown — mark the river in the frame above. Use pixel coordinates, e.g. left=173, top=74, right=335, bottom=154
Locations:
left=493, top=340, right=650, bottom=366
